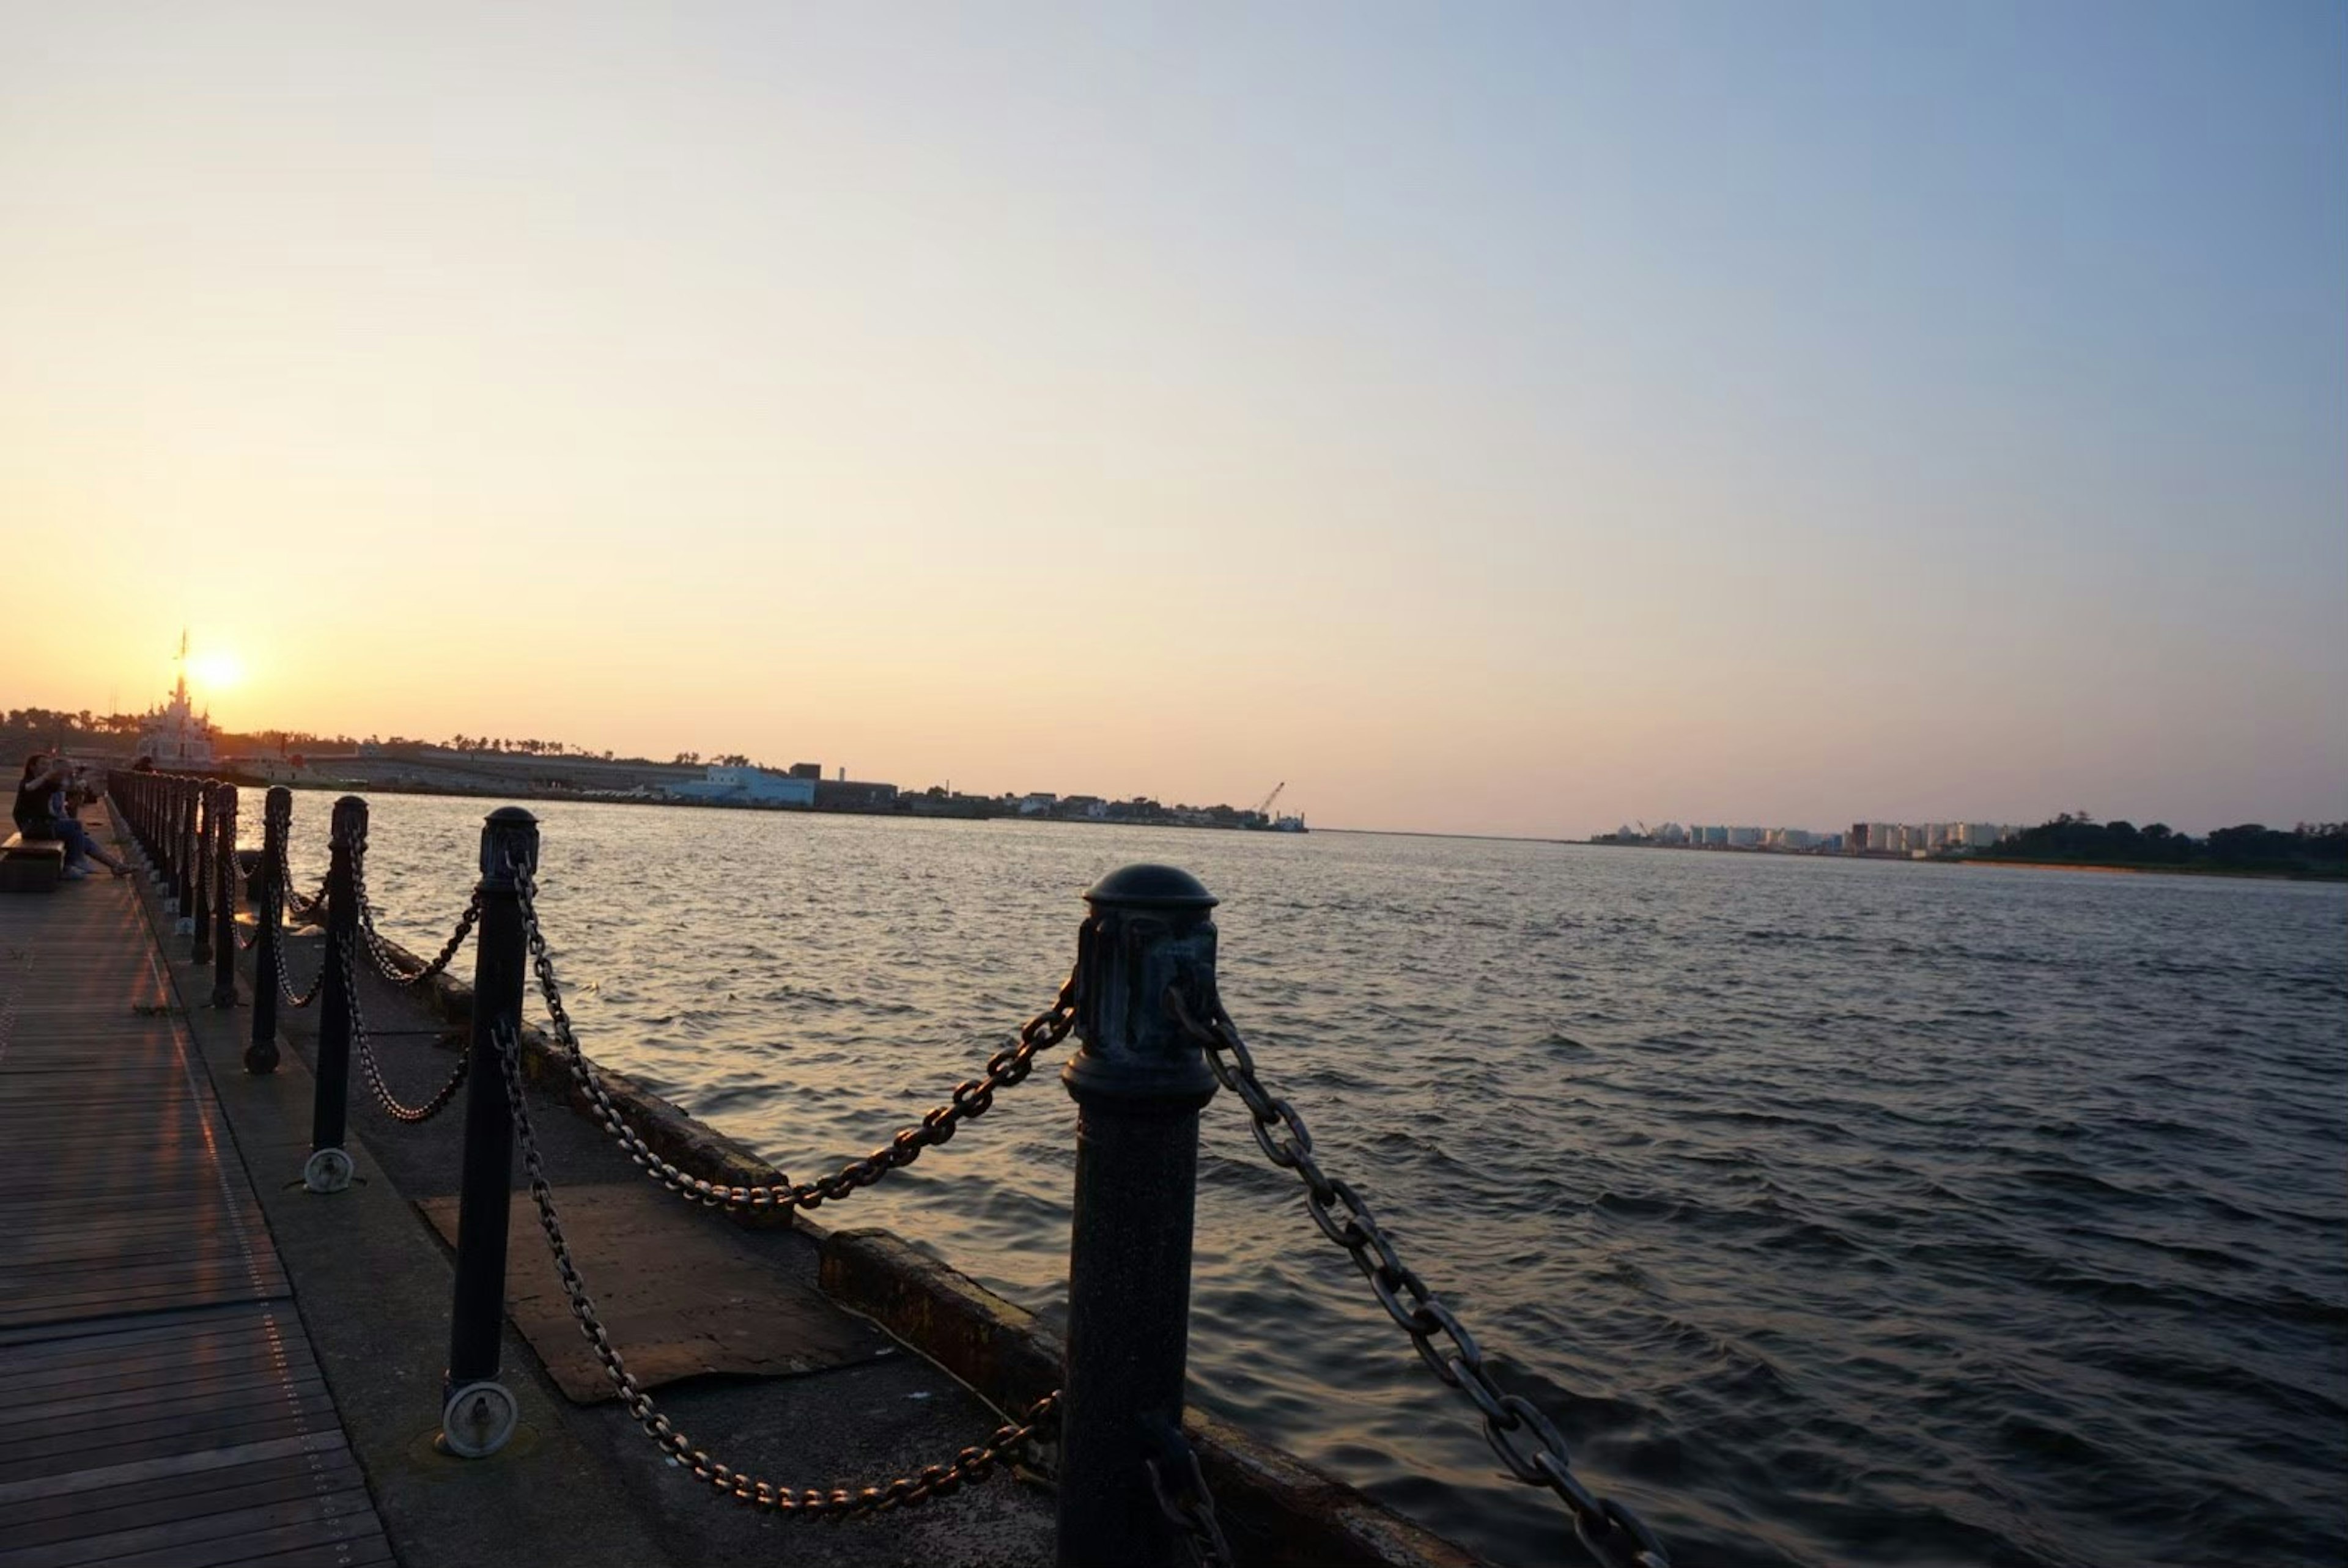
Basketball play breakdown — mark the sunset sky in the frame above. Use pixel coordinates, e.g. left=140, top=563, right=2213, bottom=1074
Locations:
left=3, top=3, right=2341, bottom=837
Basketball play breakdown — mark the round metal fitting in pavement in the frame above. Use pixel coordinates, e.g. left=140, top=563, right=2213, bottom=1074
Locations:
left=439, top=1381, right=520, bottom=1458
left=301, top=1147, right=354, bottom=1194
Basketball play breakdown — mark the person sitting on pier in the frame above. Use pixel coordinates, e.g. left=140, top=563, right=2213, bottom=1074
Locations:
left=13, top=754, right=131, bottom=880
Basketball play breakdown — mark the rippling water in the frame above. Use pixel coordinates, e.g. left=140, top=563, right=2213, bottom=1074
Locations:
left=261, top=794, right=2348, bottom=1567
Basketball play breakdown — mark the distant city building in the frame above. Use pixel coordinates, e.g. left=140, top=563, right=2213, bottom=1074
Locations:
left=670, top=765, right=816, bottom=807
left=815, top=778, right=899, bottom=810
left=1849, top=822, right=1870, bottom=851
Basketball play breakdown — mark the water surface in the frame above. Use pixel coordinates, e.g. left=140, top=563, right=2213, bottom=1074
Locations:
left=265, top=797, right=2348, bottom=1567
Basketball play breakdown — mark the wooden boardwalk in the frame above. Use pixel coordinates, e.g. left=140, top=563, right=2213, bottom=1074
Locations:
left=0, top=856, right=394, bottom=1567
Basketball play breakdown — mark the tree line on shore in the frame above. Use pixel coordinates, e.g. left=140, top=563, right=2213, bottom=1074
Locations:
left=1981, top=815, right=2347, bottom=876
left=1, top=709, right=718, bottom=768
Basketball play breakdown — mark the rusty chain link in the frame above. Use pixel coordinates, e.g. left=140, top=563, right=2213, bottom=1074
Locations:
left=1145, top=1423, right=1236, bottom=1568
left=1169, top=992, right=1672, bottom=1568
left=339, top=932, right=470, bottom=1124
left=490, top=1017, right=1061, bottom=1514
left=513, top=872, right=1079, bottom=1216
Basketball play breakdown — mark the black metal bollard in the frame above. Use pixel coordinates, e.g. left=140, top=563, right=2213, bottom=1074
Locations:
left=1057, top=864, right=1222, bottom=1568
left=210, top=784, right=238, bottom=1008
left=440, top=806, right=537, bottom=1459
left=190, top=784, right=215, bottom=962
left=247, top=788, right=289, bottom=1075
left=303, top=796, right=365, bottom=1194
left=175, top=779, right=197, bottom=922
left=162, top=781, right=183, bottom=914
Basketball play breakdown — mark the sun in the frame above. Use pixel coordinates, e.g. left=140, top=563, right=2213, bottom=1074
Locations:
left=189, top=650, right=245, bottom=690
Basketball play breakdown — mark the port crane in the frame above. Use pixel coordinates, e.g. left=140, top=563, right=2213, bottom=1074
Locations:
left=1253, top=782, right=1286, bottom=820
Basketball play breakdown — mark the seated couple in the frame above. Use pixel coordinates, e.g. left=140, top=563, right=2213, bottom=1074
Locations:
left=13, top=754, right=133, bottom=880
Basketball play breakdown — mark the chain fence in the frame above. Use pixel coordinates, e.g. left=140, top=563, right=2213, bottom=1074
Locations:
left=358, top=878, right=481, bottom=987
left=341, top=933, right=470, bottom=1125
left=1169, top=991, right=1672, bottom=1568
left=194, top=790, right=1678, bottom=1564
left=272, top=910, right=330, bottom=1008
left=490, top=1017, right=1061, bottom=1514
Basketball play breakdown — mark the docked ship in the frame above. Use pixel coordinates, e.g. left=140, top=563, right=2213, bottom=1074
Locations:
left=135, top=632, right=220, bottom=768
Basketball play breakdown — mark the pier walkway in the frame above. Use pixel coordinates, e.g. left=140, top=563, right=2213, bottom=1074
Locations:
left=0, top=864, right=393, bottom=1568
left=2, top=780, right=1575, bottom=1568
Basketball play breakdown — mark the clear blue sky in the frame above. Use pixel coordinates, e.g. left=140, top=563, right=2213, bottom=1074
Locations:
left=1, top=2, right=2341, bottom=833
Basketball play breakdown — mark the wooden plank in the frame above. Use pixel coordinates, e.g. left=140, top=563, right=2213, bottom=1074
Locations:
left=4, top=1342, right=312, bottom=1401
left=0, top=1301, right=294, bottom=1352
left=0, top=1407, right=345, bottom=1482
left=0, top=1454, right=364, bottom=1546
left=0, top=1430, right=350, bottom=1507
left=5, top=1367, right=328, bottom=1432
left=0, top=1199, right=271, bottom=1237
left=0, top=1252, right=278, bottom=1295
left=0, top=1309, right=308, bottom=1363
left=0, top=876, right=391, bottom=1560
left=39, top=1513, right=393, bottom=1568
left=0, top=1278, right=289, bottom=1329
left=4, top=1368, right=328, bottom=1437
left=5, top=1244, right=268, bottom=1284
left=0, top=1385, right=342, bottom=1457
left=0, top=1485, right=377, bottom=1568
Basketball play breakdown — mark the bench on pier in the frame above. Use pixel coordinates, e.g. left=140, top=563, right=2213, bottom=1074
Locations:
left=1, top=831, right=65, bottom=893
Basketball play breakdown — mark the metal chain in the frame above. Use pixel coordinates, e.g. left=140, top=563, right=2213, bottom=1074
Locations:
left=282, top=834, right=326, bottom=919
left=341, top=811, right=484, bottom=987
left=514, top=874, right=1079, bottom=1216
left=1168, top=992, right=1673, bottom=1568
left=358, top=880, right=481, bottom=987
left=234, top=883, right=264, bottom=952
left=341, top=935, right=470, bottom=1124
left=273, top=911, right=329, bottom=1007
left=1145, top=1424, right=1236, bottom=1568
left=490, top=1017, right=1061, bottom=1513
